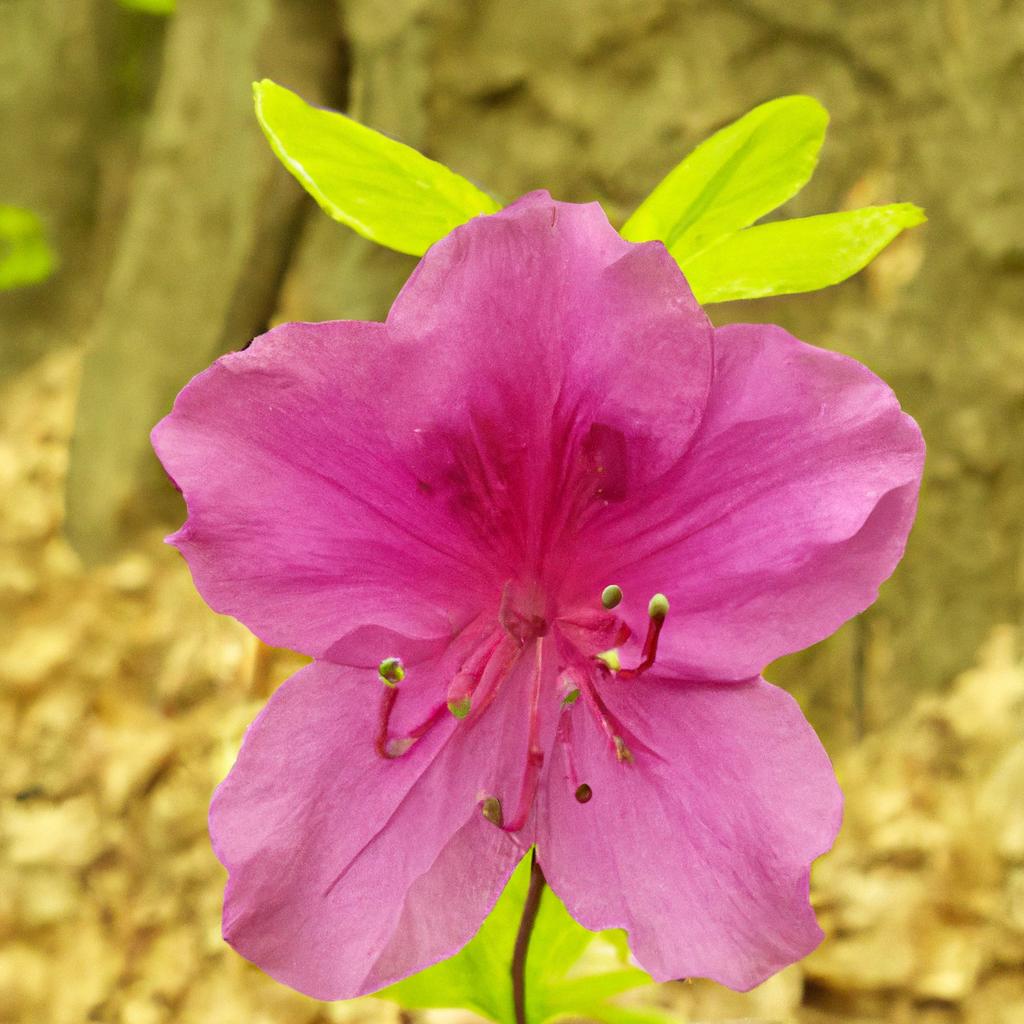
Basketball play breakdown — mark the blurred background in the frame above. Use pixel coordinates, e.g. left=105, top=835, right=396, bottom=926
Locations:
left=1, top=0, right=1023, bottom=1021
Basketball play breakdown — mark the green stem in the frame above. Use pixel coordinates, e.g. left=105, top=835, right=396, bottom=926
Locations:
left=512, top=850, right=547, bottom=1024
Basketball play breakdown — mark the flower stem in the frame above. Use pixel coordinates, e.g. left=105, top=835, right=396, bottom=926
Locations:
left=512, top=849, right=546, bottom=1024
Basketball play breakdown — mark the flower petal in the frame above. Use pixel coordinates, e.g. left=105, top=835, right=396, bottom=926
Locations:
left=153, top=191, right=713, bottom=654
left=574, top=322, right=925, bottom=678
left=152, top=318, right=497, bottom=656
left=537, top=673, right=842, bottom=990
left=384, top=190, right=713, bottom=588
left=388, top=191, right=713, bottom=486
left=212, top=655, right=540, bottom=999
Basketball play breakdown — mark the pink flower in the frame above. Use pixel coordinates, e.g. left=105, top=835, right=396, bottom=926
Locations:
left=152, top=191, right=924, bottom=1000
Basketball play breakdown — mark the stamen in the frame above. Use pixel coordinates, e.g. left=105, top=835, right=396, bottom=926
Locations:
left=375, top=680, right=448, bottom=760
left=575, top=783, right=593, bottom=803
left=376, top=616, right=500, bottom=759
left=463, top=635, right=520, bottom=721
left=596, top=649, right=620, bottom=671
left=446, top=631, right=503, bottom=720
left=567, top=660, right=635, bottom=764
left=481, top=797, right=504, bottom=827
left=448, top=696, right=472, bottom=719
left=601, top=584, right=623, bottom=610
left=378, top=657, right=405, bottom=686
left=556, top=708, right=586, bottom=796
left=561, top=688, right=580, bottom=706
left=618, top=593, right=669, bottom=680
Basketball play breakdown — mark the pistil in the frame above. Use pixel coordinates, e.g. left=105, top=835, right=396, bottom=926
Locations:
left=496, top=640, right=545, bottom=833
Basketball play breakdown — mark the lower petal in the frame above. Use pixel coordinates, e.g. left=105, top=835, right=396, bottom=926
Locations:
left=212, top=655, right=539, bottom=999
left=537, top=674, right=841, bottom=991
left=362, top=811, right=523, bottom=991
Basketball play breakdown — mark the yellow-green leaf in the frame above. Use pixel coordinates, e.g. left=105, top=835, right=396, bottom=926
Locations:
left=684, top=203, right=927, bottom=304
left=254, top=79, right=501, bottom=257
left=0, top=206, right=54, bottom=292
left=621, top=96, right=828, bottom=265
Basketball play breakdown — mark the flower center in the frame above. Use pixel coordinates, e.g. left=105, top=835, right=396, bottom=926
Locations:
left=498, top=579, right=549, bottom=644
left=371, top=585, right=669, bottom=833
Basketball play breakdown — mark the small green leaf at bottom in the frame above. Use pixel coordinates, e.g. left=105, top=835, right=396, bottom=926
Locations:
left=682, top=203, right=926, bottom=304
left=0, top=206, right=55, bottom=292
left=380, top=852, right=667, bottom=1024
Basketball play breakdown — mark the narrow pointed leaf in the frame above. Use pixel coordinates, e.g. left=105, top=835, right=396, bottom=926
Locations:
left=683, top=203, right=926, bottom=303
left=621, top=95, right=828, bottom=265
left=0, top=206, right=54, bottom=292
left=254, top=79, right=501, bottom=256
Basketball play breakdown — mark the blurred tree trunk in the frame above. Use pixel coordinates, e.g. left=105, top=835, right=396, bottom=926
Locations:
left=64, top=0, right=345, bottom=564
left=271, top=0, right=426, bottom=327
left=0, top=0, right=139, bottom=382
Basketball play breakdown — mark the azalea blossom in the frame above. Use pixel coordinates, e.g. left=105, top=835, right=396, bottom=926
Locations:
left=152, top=191, right=924, bottom=1001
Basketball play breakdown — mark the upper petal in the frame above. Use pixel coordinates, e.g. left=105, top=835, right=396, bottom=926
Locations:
left=383, top=191, right=713, bottom=590
left=572, top=322, right=925, bottom=678
left=537, top=673, right=842, bottom=990
left=388, top=191, right=714, bottom=489
left=152, top=192, right=713, bottom=654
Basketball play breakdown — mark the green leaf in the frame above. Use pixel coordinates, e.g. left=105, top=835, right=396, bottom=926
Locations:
left=0, top=206, right=55, bottom=292
left=683, top=203, right=927, bottom=303
left=620, top=96, right=829, bottom=265
left=253, top=79, right=501, bottom=257
left=116, top=0, right=175, bottom=13
left=380, top=853, right=663, bottom=1024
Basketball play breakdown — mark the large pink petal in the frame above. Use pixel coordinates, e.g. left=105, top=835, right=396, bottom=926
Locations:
left=382, top=191, right=713, bottom=596
left=153, top=192, right=712, bottom=655
left=571, top=322, right=925, bottom=679
left=388, top=191, right=713, bottom=490
left=152, top=319, right=495, bottom=657
left=537, top=673, right=842, bottom=990
left=212, top=651, right=547, bottom=999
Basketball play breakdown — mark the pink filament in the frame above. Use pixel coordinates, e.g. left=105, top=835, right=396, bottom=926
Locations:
left=446, top=629, right=503, bottom=710
left=617, top=609, right=666, bottom=680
